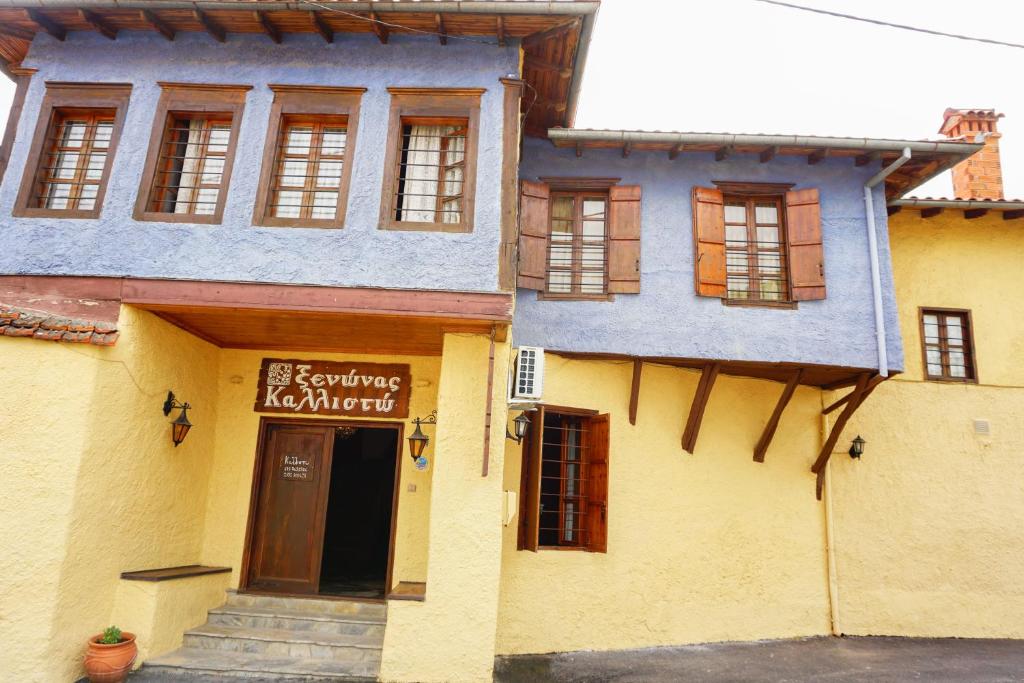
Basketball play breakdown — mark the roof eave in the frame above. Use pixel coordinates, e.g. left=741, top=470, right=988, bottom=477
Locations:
left=890, top=198, right=1024, bottom=210
left=1, top=1, right=603, bottom=13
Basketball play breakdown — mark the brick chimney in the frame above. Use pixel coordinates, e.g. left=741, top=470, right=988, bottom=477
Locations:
left=939, top=108, right=1005, bottom=199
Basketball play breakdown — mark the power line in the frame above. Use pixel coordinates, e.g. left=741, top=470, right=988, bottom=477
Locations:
left=752, top=0, right=1024, bottom=49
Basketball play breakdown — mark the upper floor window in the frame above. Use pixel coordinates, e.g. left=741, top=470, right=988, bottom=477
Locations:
left=921, top=309, right=977, bottom=382
left=379, top=88, right=483, bottom=233
left=134, top=82, right=251, bottom=224
left=517, top=179, right=642, bottom=299
left=14, top=82, right=131, bottom=219
left=518, top=406, right=609, bottom=553
left=253, top=85, right=364, bottom=229
left=693, top=184, right=826, bottom=306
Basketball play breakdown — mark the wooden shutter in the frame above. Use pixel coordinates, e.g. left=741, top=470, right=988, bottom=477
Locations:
left=517, top=180, right=550, bottom=290
left=585, top=413, right=610, bottom=553
left=692, top=186, right=727, bottom=297
left=518, top=405, right=545, bottom=551
left=785, top=188, right=826, bottom=301
left=607, top=185, right=642, bottom=294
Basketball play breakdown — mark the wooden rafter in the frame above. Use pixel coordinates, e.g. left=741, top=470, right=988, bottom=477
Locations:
left=78, top=9, right=117, bottom=40
left=964, top=208, right=988, bottom=220
left=759, top=146, right=777, bottom=163
left=193, top=9, right=226, bottom=43
left=715, top=146, right=732, bottom=162
left=1004, top=209, right=1024, bottom=220
left=628, top=358, right=642, bottom=426
left=808, top=149, right=828, bottom=165
left=682, top=363, right=720, bottom=454
left=25, top=9, right=66, bottom=41
left=887, top=206, right=902, bottom=217
left=496, top=16, right=507, bottom=47
left=255, top=11, right=282, bottom=44
left=753, top=369, right=802, bottom=463
left=140, top=10, right=175, bottom=41
left=368, top=12, right=389, bottom=44
left=855, top=151, right=880, bottom=167
left=669, top=143, right=684, bottom=160
left=920, top=207, right=943, bottom=219
left=622, top=142, right=632, bottom=158
left=310, top=11, right=333, bottom=43
left=575, top=142, right=583, bottom=158
left=811, top=372, right=871, bottom=499
left=435, top=13, right=447, bottom=45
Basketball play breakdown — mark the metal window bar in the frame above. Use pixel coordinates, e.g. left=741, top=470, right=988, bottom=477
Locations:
left=149, top=114, right=232, bottom=216
left=724, top=196, right=789, bottom=301
left=537, top=414, right=593, bottom=547
left=546, top=193, right=609, bottom=295
left=269, top=117, right=347, bottom=221
left=33, top=112, right=115, bottom=211
left=394, top=122, right=467, bottom=223
left=922, top=312, right=973, bottom=379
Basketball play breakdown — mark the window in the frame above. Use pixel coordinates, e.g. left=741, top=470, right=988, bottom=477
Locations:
left=921, top=309, right=977, bottom=382
left=692, top=185, right=826, bottom=304
left=519, top=406, right=609, bottom=553
left=253, top=85, right=364, bottom=228
left=14, top=82, right=131, bottom=219
left=547, top=192, right=608, bottom=295
left=134, top=82, right=251, bottom=224
left=380, top=88, right=483, bottom=233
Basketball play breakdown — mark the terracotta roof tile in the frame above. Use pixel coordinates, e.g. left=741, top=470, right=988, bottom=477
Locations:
left=0, top=304, right=119, bottom=346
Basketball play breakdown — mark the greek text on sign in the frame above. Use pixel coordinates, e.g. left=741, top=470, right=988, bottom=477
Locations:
left=280, top=454, right=314, bottom=481
left=255, top=359, right=411, bottom=418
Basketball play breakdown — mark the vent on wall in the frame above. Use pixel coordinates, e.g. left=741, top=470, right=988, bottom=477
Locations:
left=511, top=347, right=544, bottom=401
left=973, top=419, right=991, bottom=436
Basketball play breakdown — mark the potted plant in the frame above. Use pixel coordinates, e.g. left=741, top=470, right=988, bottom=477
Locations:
left=83, top=626, right=137, bottom=683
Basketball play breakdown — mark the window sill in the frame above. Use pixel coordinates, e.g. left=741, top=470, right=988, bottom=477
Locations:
left=537, top=292, right=615, bottom=302
left=379, top=219, right=472, bottom=234
left=924, top=375, right=978, bottom=384
left=722, top=298, right=797, bottom=310
left=254, top=218, right=345, bottom=230
left=134, top=211, right=223, bottom=225
left=13, top=207, right=103, bottom=220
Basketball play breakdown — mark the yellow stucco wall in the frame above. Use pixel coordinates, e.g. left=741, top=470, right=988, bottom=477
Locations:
left=829, top=210, right=1024, bottom=637
left=495, top=355, right=833, bottom=654
left=0, top=307, right=221, bottom=683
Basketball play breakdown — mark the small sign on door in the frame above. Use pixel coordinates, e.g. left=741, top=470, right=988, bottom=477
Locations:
left=280, top=454, right=314, bottom=482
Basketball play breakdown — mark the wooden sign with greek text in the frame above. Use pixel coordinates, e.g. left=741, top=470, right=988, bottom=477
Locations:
left=255, top=358, right=411, bottom=418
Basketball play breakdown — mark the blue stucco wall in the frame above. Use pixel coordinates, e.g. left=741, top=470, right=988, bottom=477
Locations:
left=0, top=31, right=519, bottom=293
left=514, top=138, right=905, bottom=371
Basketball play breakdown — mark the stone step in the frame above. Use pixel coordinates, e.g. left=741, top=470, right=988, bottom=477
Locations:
left=209, top=604, right=386, bottom=638
left=225, top=590, right=387, bottom=620
left=183, top=624, right=383, bottom=662
left=141, top=647, right=378, bottom=680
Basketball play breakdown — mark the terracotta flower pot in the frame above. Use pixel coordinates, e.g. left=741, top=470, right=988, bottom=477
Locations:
left=83, top=632, right=137, bottom=683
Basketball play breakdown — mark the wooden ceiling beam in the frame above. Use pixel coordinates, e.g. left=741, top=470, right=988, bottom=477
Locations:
left=435, top=13, right=447, bottom=45
left=310, top=11, right=333, bottom=43
left=193, top=9, right=226, bottom=43
left=140, top=9, right=175, bottom=41
left=759, top=146, right=777, bottom=163
left=78, top=9, right=117, bottom=40
left=964, top=208, right=988, bottom=219
left=1003, top=209, right=1024, bottom=220
left=25, top=9, right=66, bottom=41
left=496, top=16, right=507, bottom=47
left=628, top=358, right=643, bottom=426
left=808, top=148, right=828, bottom=165
left=714, top=146, right=733, bottom=162
left=753, top=368, right=802, bottom=463
left=920, top=207, right=943, bottom=218
left=369, top=12, right=389, bottom=44
left=682, top=363, right=720, bottom=454
left=255, top=11, right=282, bottom=44
left=669, top=143, right=684, bottom=160
left=855, top=151, right=880, bottom=167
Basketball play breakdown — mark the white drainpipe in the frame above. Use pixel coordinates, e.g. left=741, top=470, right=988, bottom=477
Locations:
left=862, top=147, right=911, bottom=377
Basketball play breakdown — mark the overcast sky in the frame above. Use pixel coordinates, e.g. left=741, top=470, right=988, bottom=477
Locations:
left=1, top=0, right=1022, bottom=197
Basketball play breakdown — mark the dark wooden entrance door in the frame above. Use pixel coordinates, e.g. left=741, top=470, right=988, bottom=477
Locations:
left=247, top=424, right=335, bottom=594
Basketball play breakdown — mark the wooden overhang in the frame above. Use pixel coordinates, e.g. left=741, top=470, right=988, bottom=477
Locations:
left=547, top=129, right=983, bottom=201
left=0, top=0, right=600, bottom=138
left=888, top=197, right=1024, bottom=221
left=0, top=275, right=512, bottom=356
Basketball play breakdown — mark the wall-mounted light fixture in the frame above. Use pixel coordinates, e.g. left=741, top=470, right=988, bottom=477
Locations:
left=505, top=410, right=532, bottom=444
left=163, top=391, right=193, bottom=447
left=407, top=410, right=437, bottom=461
left=848, top=435, right=866, bottom=459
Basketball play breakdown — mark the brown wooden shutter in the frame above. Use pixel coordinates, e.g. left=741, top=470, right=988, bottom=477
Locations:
left=785, top=188, right=826, bottom=301
left=607, top=185, right=642, bottom=294
left=692, top=186, right=727, bottom=297
left=585, top=413, right=610, bottom=553
left=517, top=180, right=550, bottom=290
left=517, top=405, right=545, bottom=551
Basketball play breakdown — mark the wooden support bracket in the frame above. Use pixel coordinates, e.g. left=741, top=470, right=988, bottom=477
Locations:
left=140, top=9, right=175, bottom=41
left=255, top=11, right=282, bottom=44
left=715, top=146, right=733, bottom=162
left=26, top=9, right=66, bottom=41
left=669, top=143, right=684, bottom=160
left=855, top=151, right=880, bottom=167
left=628, top=358, right=643, bottom=426
left=753, top=369, right=802, bottom=463
left=1003, top=209, right=1024, bottom=220
left=310, top=11, right=333, bottom=43
left=496, top=16, right=507, bottom=47
left=808, top=149, right=828, bottom=165
left=682, top=363, right=720, bottom=454
left=194, top=9, right=226, bottom=43
left=811, top=373, right=871, bottom=499
left=79, top=9, right=117, bottom=40
left=759, top=146, right=777, bottom=163
left=964, top=208, right=988, bottom=220
left=435, top=14, right=447, bottom=45
left=920, top=207, right=943, bottom=218
left=369, top=12, right=389, bottom=44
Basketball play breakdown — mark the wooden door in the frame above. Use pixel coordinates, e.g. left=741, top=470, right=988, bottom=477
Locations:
left=247, top=424, right=334, bottom=594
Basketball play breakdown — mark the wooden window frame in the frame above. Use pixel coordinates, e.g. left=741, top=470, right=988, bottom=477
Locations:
left=919, top=307, right=979, bottom=383
left=133, top=82, right=252, bottom=225
left=14, top=81, right=132, bottom=219
left=538, top=189, right=612, bottom=301
left=253, top=85, right=365, bottom=229
left=722, top=192, right=792, bottom=306
left=379, top=87, right=483, bottom=234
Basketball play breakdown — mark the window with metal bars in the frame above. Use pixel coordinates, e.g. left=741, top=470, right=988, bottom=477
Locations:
left=393, top=119, right=467, bottom=224
left=30, top=108, right=114, bottom=212
left=724, top=195, right=789, bottom=302
left=268, top=116, right=348, bottom=221
left=921, top=309, right=977, bottom=382
left=545, top=192, right=608, bottom=296
left=147, top=112, right=233, bottom=217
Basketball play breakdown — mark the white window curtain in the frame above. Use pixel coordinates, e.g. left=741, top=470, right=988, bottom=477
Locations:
left=399, top=125, right=443, bottom=222
left=173, top=118, right=204, bottom=214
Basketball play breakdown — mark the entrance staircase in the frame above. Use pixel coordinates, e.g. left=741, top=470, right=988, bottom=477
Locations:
left=142, top=590, right=386, bottom=680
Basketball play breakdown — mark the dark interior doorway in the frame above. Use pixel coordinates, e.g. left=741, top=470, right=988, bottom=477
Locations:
left=319, top=425, right=399, bottom=599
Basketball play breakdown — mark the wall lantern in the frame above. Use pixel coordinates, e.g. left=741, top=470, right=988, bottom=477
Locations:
left=848, top=435, right=866, bottom=459
left=506, top=410, right=532, bottom=444
left=407, top=410, right=437, bottom=461
left=163, top=391, right=193, bottom=447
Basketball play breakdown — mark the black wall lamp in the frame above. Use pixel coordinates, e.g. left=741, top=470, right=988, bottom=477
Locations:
left=163, top=391, right=193, bottom=447
left=407, top=410, right=437, bottom=461
left=849, top=435, right=866, bottom=459
left=506, top=410, right=532, bottom=444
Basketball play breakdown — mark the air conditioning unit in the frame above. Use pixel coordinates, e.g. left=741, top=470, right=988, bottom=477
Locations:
left=511, top=346, right=544, bottom=401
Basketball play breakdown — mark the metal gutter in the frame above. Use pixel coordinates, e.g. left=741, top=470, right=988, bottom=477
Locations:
left=0, top=1, right=602, bottom=14
left=890, top=198, right=1024, bottom=210
left=563, top=8, right=597, bottom=128
left=547, top=128, right=982, bottom=157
